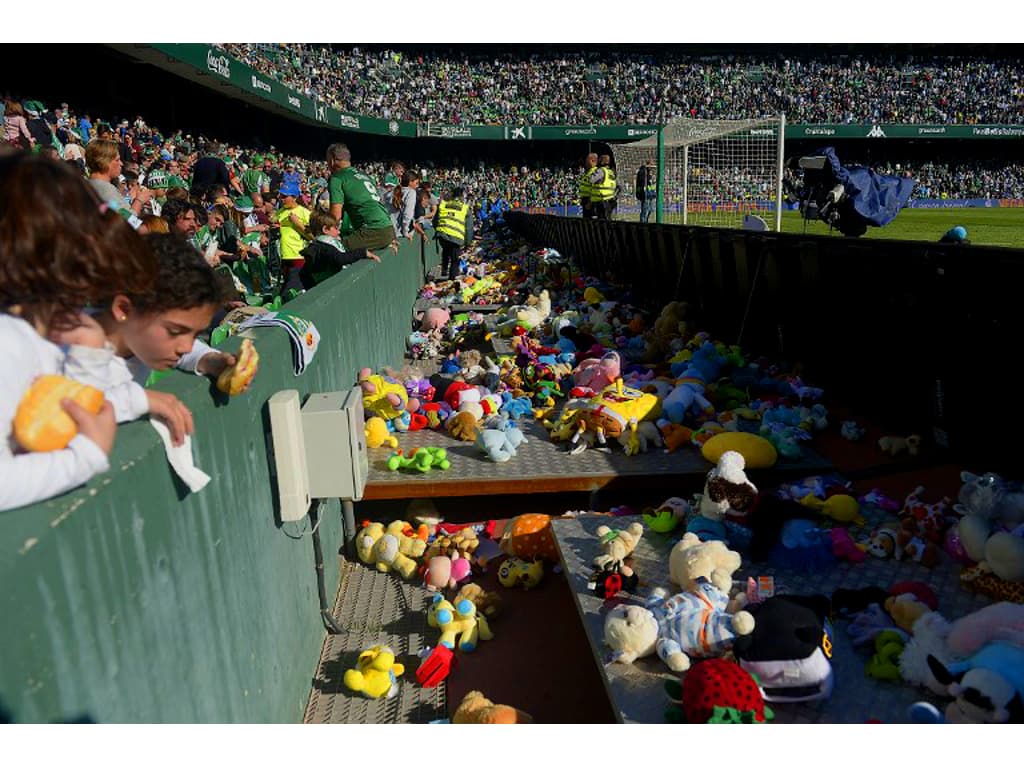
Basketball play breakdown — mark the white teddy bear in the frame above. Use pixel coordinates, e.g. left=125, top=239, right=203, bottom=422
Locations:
left=668, top=532, right=743, bottom=596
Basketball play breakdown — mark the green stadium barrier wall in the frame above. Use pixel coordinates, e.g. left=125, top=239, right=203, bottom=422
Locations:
left=0, top=238, right=440, bottom=724
left=506, top=212, right=1023, bottom=470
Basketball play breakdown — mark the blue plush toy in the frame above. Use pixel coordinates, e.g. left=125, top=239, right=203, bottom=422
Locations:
left=499, top=393, right=533, bottom=421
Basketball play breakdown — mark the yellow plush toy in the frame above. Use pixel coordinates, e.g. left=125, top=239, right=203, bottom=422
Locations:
left=497, top=557, right=544, bottom=590
left=567, top=380, right=659, bottom=456
left=358, top=368, right=410, bottom=422
left=701, top=431, right=778, bottom=469
left=343, top=645, right=404, bottom=699
left=365, top=416, right=398, bottom=449
left=428, top=594, right=493, bottom=651
left=799, top=494, right=866, bottom=526
left=355, top=521, right=422, bottom=579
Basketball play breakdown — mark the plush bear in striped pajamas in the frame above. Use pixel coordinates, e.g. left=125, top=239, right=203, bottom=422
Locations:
left=605, top=578, right=755, bottom=673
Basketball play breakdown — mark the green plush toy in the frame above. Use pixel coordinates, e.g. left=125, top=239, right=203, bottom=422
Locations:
left=387, top=446, right=451, bottom=473
left=864, top=630, right=906, bottom=681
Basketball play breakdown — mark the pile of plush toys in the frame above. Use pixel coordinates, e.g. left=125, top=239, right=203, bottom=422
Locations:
left=342, top=509, right=565, bottom=717
left=347, top=229, right=1024, bottom=723
left=596, top=460, right=1024, bottom=723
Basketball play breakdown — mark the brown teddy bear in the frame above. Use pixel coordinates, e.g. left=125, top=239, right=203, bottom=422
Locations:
left=452, top=690, right=532, bottom=724
left=455, top=583, right=503, bottom=620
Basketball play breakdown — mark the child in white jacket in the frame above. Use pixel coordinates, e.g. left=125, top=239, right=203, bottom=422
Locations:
left=0, top=154, right=158, bottom=511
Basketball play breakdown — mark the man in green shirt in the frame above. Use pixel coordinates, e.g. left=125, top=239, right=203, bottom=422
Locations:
left=241, top=154, right=271, bottom=207
left=326, top=143, right=396, bottom=251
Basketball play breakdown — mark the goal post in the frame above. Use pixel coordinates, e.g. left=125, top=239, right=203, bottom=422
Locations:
left=614, top=115, right=786, bottom=230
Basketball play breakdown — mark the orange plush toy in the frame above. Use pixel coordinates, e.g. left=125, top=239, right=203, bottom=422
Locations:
left=452, top=691, right=532, bottom=724
left=216, top=339, right=259, bottom=395
left=14, top=375, right=105, bottom=452
left=499, top=513, right=560, bottom=563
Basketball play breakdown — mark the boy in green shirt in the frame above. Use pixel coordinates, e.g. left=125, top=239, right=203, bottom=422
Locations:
left=326, top=143, right=396, bottom=251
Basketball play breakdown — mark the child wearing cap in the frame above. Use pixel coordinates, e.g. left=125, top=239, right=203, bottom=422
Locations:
left=275, top=181, right=312, bottom=290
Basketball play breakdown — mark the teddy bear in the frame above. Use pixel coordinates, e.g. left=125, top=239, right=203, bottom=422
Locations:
left=427, top=594, right=493, bottom=652
left=458, top=349, right=486, bottom=384
left=355, top=521, right=424, bottom=579
left=425, top=527, right=480, bottom=561
left=451, top=691, right=532, bottom=724
left=455, top=583, right=503, bottom=620
left=668, top=532, right=743, bottom=596
left=593, top=522, right=644, bottom=570
left=604, top=579, right=754, bottom=672
left=446, top=411, right=479, bottom=442
left=343, top=645, right=405, bottom=699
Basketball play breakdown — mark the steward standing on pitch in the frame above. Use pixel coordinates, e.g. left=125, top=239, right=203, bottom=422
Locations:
left=636, top=158, right=656, bottom=223
left=433, top=187, right=473, bottom=282
left=579, top=152, right=598, bottom=219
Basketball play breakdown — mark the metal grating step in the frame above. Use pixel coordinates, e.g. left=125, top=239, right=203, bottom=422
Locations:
left=304, top=559, right=446, bottom=724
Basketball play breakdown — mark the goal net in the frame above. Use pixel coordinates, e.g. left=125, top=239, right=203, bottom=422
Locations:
left=613, top=115, right=785, bottom=230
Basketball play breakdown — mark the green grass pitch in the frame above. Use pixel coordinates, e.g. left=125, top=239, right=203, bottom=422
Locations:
left=617, top=208, right=1024, bottom=249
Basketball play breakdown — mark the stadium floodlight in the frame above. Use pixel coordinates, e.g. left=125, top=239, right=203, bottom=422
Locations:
left=613, top=114, right=786, bottom=231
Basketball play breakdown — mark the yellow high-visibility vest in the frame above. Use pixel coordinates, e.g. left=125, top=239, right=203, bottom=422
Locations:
left=437, top=200, right=468, bottom=242
left=592, top=167, right=617, bottom=202
left=579, top=169, right=595, bottom=202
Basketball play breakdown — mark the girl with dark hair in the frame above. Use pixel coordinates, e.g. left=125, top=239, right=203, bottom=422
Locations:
left=0, top=152, right=157, bottom=511
left=65, top=234, right=249, bottom=448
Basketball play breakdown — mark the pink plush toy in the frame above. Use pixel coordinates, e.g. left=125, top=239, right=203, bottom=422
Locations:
left=419, top=307, right=451, bottom=332
left=572, top=351, right=621, bottom=392
left=831, top=528, right=867, bottom=563
left=946, top=602, right=1024, bottom=658
left=425, top=553, right=473, bottom=591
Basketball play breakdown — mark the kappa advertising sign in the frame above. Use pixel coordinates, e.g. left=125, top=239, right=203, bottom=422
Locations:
left=288, top=95, right=302, bottom=109
left=206, top=49, right=231, bottom=79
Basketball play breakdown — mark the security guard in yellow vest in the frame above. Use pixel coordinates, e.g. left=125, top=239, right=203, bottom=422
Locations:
left=592, top=154, right=617, bottom=220
left=433, top=186, right=473, bottom=281
left=579, top=152, right=598, bottom=219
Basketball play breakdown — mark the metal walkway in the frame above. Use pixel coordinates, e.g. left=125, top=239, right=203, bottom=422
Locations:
left=304, top=559, right=446, bottom=724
